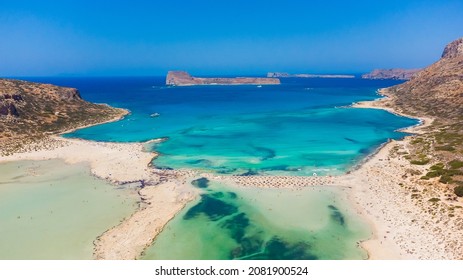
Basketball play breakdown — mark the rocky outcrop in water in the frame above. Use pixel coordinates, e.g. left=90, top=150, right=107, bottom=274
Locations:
left=166, top=71, right=280, bottom=86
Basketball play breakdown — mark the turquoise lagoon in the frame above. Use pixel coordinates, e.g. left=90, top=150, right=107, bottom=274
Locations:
left=18, top=76, right=418, bottom=259
left=0, top=160, right=137, bottom=259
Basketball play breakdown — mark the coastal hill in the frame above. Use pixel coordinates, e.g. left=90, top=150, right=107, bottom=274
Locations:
left=362, top=68, right=421, bottom=80
left=386, top=37, right=463, bottom=119
left=378, top=37, right=463, bottom=198
left=0, top=78, right=126, bottom=150
left=166, top=71, right=280, bottom=86
left=267, top=72, right=355, bottom=79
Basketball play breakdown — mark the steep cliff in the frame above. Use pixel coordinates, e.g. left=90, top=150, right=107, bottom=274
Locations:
left=0, top=78, right=126, bottom=142
left=362, top=68, right=421, bottom=80
left=166, top=71, right=280, bottom=86
left=441, top=37, right=463, bottom=59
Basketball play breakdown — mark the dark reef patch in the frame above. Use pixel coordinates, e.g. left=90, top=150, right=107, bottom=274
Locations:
left=191, top=177, right=210, bottom=189
left=239, top=169, right=259, bottom=176
left=183, top=194, right=238, bottom=221
left=249, top=145, right=276, bottom=160
left=221, top=213, right=250, bottom=243
left=261, top=165, right=301, bottom=172
left=328, top=205, right=345, bottom=226
left=230, top=235, right=265, bottom=259
left=239, top=237, right=317, bottom=260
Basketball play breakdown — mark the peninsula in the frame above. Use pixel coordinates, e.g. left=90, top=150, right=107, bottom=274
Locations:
left=362, top=68, right=421, bottom=80
left=0, top=78, right=127, bottom=155
left=267, top=72, right=355, bottom=78
left=352, top=37, right=463, bottom=259
left=166, top=71, right=280, bottom=86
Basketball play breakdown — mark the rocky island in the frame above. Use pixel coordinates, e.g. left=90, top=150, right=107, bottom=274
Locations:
left=166, top=71, right=280, bottom=86
left=267, top=72, right=355, bottom=78
left=362, top=68, right=421, bottom=80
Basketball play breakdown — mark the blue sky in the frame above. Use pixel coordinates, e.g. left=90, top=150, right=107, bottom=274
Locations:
left=1, top=0, right=462, bottom=76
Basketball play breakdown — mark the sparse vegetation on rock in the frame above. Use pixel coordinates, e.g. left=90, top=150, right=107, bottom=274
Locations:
left=0, top=78, right=127, bottom=155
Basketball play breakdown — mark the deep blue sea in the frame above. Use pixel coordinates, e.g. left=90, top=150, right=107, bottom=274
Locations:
left=23, top=76, right=417, bottom=176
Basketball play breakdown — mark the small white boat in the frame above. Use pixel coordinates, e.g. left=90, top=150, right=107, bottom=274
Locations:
left=257, top=85, right=262, bottom=88
left=150, top=113, right=160, bottom=118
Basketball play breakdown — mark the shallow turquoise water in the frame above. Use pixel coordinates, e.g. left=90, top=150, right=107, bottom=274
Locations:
left=149, top=107, right=414, bottom=175
left=54, top=77, right=417, bottom=176
left=142, top=179, right=370, bottom=260
left=0, top=160, right=137, bottom=259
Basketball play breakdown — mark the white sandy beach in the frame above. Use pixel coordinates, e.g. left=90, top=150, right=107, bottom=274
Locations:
left=350, top=91, right=463, bottom=259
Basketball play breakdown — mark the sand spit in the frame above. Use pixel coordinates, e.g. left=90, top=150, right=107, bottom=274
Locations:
left=0, top=136, right=157, bottom=185
left=94, top=177, right=198, bottom=260
left=352, top=89, right=434, bottom=133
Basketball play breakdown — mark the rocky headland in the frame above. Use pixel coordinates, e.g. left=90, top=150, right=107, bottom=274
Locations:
left=0, top=78, right=127, bottom=155
left=362, top=68, right=421, bottom=80
left=352, top=36, right=463, bottom=259
left=386, top=38, right=463, bottom=119
left=166, top=71, right=280, bottom=86
left=373, top=36, right=463, bottom=199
